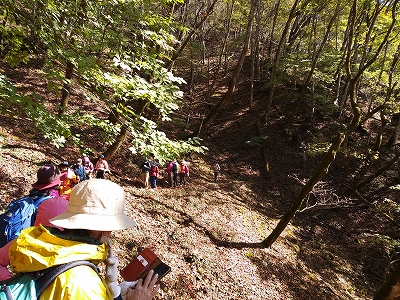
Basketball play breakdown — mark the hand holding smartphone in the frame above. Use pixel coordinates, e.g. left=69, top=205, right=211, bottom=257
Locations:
left=120, top=248, right=171, bottom=285
left=142, top=262, right=171, bottom=283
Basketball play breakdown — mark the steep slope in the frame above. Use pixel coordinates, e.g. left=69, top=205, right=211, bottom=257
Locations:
left=0, top=58, right=399, bottom=299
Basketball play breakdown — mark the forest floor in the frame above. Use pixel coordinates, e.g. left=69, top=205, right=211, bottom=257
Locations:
left=0, top=57, right=400, bottom=300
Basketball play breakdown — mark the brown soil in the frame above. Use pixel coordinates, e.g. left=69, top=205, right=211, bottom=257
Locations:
left=0, top=58, right=399, bottom=300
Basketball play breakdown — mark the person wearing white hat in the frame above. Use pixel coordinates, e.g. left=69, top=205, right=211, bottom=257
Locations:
left=8, top=179, right=160, bottom=300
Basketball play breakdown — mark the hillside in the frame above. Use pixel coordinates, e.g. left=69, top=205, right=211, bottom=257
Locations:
left=0, top=58, right=399, bottom=300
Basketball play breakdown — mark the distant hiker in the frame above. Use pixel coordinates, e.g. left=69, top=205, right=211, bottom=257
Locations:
left=139, top=159, right=151, bottom=188
left=58, top=161, right=79, bottom=200
left=165, top=160, right=175, bottom=187
left=95, top=154, right=110, bottom=179
left=213, top=161, right=221, bottom=183
left=172, top=159, right=179, bottom=187
left=149, top=161, right=159, bottom=189
left=72, top=158, right=87, bottom=181
left=82, top=155, right=94, bottom=179
left=179, top=160, right=190, bottom=186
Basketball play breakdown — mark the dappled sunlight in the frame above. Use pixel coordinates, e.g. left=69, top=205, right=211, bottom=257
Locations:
left=111, top=166, right=375, bottom=300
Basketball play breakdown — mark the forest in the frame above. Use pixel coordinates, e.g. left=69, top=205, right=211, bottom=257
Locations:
left=1, top=0, right=400, bottom=299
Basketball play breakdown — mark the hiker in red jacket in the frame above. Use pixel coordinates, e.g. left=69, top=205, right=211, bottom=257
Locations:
left=149, top=162, right=159, bottom=189
left=179, top=160, right=189, bottom=186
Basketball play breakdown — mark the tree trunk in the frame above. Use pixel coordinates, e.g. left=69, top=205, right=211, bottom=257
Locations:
left=249, top=31, right=255, bottom=105
left=267, top=0, right=280, bottom=64
left=166, top=0, right=218, bottom=71
left=286, top=1, right=316, bottom=54
left=103, top=126, right=130, bottom=159
left=104, top=100, right=147, bottom=159
left=337, top=77, right=350, bottom=118
left=284, top=0, right=342, bottom=133
left=342, top=135, right=350, bottom=183
left=263, top=73, right=361, bottom=248
left=108, top=99, right=146, bottom=124
left=262, top=131, right=346, bottom=247
left=203, top=0, right=234, bottom=104
left=58, top=60, right=74, bottom=116
left=358, top=0, right=381, bottom=75
left=255, top=121, right=269, bottom=177
left=387, top=116, right=400, bottom=149
left=263, top=0, right=300, bottom=122
left=261, top=0, right=400, bottom=248
left=190, top=0, right=257, bottom=137
left=373, top=111, right=388, bottom=150
left=254, top=0, right=262, bottom=79
left=176, top=0, right=190, bottom=42
left=345, top=150, right=400, bottom=195
left=188, top=60, right=195, bottom=95
left=374, top=262, right=400, bottom=300
left=384, top=43, right=400, bottom=148
left=340, top=0, right=397, bottom=192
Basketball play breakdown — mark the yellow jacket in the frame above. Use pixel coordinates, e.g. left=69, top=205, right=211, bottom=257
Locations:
left=9, top=225, right=114, bottom=299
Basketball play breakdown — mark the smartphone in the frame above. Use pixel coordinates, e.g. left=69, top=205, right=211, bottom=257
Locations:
left=143, top=262, right=171, bottom=283
left=131, top=262, right=171, bottom=291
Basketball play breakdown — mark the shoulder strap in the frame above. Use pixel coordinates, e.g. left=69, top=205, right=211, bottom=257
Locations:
left=35, top=260, right=99, bottom=297
left=33, top=195, right=52, bottom=208
left=0, top=272, right=25, bottom=299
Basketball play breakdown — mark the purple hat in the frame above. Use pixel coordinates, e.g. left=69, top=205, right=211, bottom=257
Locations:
left=32, top=165, right=62, bottom=191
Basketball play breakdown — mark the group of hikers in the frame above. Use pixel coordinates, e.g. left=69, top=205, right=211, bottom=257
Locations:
left=138, top=159, right=221, bottom=189
left=0, top=154, right=223, bottom=300
left=56, top=154, right=110, bottom=200
left=55, top=153, right=219, bottom=193
left=138, top=159, right=190, bottom=189
left=0, top=163, right=158, bottom=300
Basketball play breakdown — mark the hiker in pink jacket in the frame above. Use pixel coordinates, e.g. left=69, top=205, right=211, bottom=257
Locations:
left=0, top=167, right=68, bottom=280
left=179, top=160, right=189, bottom=186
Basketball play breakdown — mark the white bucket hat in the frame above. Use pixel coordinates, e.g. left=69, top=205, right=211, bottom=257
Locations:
left=50, top=179, right=137, bottom=231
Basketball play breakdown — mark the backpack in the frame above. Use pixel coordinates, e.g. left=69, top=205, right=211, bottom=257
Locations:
left=172, top=162, right=178, bottom=173
left=141, top=161, right=151, bottom=173
left=150, top=165, right=158, bottom=177
left=0, top=260, right=98, bottom=300
left=181, top=164, right=189, bottom=174
left=72, top=165, right=86, bottom=180
left=0, top=194, right=51, bottom=248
